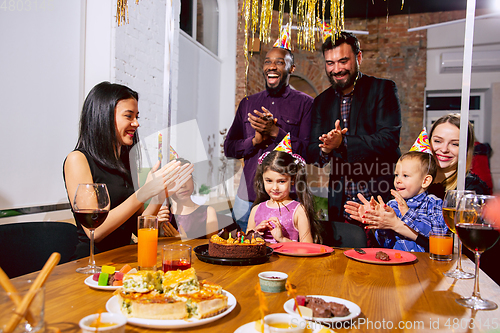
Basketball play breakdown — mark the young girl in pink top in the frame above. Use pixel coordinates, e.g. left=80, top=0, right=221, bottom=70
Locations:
left=247, top=151, right=322, bottom=244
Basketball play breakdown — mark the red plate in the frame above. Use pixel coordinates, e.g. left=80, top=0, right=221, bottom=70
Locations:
left=344, top=248, right=417, bottom=265
left=269, top=242, right=334, bottom=256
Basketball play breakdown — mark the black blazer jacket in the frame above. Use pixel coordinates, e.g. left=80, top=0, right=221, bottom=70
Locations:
left=307, top=73, right=402, bottom=220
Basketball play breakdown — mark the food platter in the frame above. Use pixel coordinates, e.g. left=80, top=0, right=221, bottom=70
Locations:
left=269, top=243, right=334, bottom=257
left=84, top=275, right=121, bottom=291
left=194, top=244, right=273, bottom=266
left=283, top=295, right=361, bottom=323
left=106, top=290, right=236, bottom=329
left=344, top=248, right=417, bottom=265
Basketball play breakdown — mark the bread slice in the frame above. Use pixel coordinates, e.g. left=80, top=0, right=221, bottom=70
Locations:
left=177, top=281, right=228, bottom=319
left=117, top=290, right=188, bottom=319
left=122, top=270, right=163, bottom=293
left=163, top=267, right=200, bottom=296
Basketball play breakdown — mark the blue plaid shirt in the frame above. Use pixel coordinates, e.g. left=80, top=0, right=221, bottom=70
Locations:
left=375, top=192, right=447, bottom=252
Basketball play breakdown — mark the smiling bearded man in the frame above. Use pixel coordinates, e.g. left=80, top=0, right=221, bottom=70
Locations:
left=307, top=31, right=402, bottom=247
left=224, top=26, right=313, bottom=232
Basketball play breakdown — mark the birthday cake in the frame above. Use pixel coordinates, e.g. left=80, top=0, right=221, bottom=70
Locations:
left=208, top=230, right=267, bottom=259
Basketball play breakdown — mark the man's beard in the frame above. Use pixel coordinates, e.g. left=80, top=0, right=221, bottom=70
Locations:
left=327, top=63, right=359, bottom=92
left=264, top=72, right=288, bottom=96
left=265, top=81, right=287, bottom=96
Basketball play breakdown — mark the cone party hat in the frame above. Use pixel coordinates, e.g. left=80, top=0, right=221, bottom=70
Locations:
left=273, top=23, right=292, bottom=51
left=409, top=128, right=432, bottom=154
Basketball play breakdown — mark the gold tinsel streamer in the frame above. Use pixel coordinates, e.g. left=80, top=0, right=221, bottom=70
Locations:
left=116, top=0, right=139, bottom=26
left=278, top=0, right=285, bottom=32
left=296, top=0, right=317, bottom=51
left=330, top=0, right=344, bottom=40
left=241, top=0, right=251, bottom=96
left=260, top=0, right=274, bottom=44
left=251, top=0, right=259, bottom=44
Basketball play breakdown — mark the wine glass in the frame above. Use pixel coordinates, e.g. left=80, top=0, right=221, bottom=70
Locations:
left=73, top=183, right=110, bottom=274
left=442, top=189, right=475, bottom=279
left=456, top=194, right=500, bottom=310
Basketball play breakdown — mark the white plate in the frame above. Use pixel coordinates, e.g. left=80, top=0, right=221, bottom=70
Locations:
left=84, top=275, right=122, bottom=291
left=106, top=290, right=237, bottom=329
left=283, top=295, right=361, bottom=323
left=234, top=321, right=334, bottom=333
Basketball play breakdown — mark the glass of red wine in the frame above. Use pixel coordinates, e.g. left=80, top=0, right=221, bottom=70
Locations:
left=442, top=189, right=475, bottom=279
left=455, top=194, right=500, bottom=310
left=73, top=183, right=110, bottom=274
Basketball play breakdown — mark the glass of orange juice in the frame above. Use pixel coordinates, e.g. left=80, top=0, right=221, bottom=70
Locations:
left=137, top=215, right=158, bottom=271
left=429, top=230, right=453, bottom=261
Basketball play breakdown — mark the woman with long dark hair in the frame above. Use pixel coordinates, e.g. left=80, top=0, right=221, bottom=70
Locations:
left=64, top=81, right=192, bottom=259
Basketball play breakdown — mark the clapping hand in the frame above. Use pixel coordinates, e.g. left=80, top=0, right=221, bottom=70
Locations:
left=249, top=107, right=278, bottom=144
left=390, top=189, right=409, bottom=216
left=319, top=119, right=347, bottom=154
left=344, top=193, right=380, bottom=222
left=362, top=196, right=400, bottom=231
left=136, top=160, right=181, bottom=203
left=165, top=162, right=194, bottom=197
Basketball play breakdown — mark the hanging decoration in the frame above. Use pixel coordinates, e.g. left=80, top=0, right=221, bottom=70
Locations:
left=116, top=0, right=139, bottom=26
left=240, top=0, right=346, bottom=89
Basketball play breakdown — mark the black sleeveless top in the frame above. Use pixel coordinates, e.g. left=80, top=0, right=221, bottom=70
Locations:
left=64, top=149, right=139, bottom=259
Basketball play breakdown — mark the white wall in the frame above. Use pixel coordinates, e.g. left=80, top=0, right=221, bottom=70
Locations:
left=0, top=0, right=238, bottom=223
left=114, top=0, right=167, bottom=142
left=426, top=17, right=500, bottom=91
left=0, top=0, right=84, bottom=216
left=426, top=16, right=500, bottom=191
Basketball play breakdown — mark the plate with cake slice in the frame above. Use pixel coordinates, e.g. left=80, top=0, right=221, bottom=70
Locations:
left=283, top=295, right=361, bottom=324
left=269, top=242, right=334, bottom=257
left=344, top=248, right=417, bottom=265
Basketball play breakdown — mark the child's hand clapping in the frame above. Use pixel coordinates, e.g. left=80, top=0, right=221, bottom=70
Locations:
left=390, top=189, right=409, bottom=216
left=344, top=193, right=380, bottom=222
left=362, top=196, right=401, bottom=231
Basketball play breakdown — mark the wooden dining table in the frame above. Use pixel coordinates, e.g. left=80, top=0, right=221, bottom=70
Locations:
left=14, top=237, right=500, bottom=333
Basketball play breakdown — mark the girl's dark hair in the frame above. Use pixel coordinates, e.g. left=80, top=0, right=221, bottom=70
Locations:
left=75, top=81, right=139, bottom=177
left=253, top=151, right=323, bottom=244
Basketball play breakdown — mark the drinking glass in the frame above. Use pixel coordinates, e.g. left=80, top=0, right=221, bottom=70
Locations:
left=73, top=183, right=110, bottom=274
left=455, top=194, right=500, bottom=310
left=162, top=244, right=192, bottom=271
left=442, top=189, right=475, bottom=279
left=137, top=216, right=158, bottom=271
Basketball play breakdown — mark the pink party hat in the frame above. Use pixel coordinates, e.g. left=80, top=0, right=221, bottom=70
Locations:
left=273, top=23, right=292, bottom=51
left=169, top=146, right=179, bottom=160
left=409, top=128, right=432, bottom=154
left=274, top=133, right=292, bottom=153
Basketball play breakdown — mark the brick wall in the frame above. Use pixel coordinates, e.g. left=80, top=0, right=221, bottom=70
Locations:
left=234, top=3, right=474, bottom=152
left=114, top=0, right=167, bottom=138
